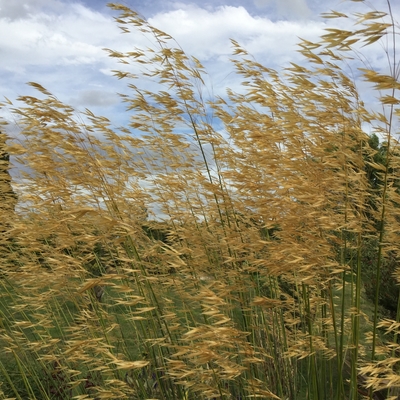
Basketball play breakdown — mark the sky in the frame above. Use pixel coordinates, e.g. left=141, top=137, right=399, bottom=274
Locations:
left=1, top=0, right=399, bottom=132
left=0, top=0, right=399, bottom=218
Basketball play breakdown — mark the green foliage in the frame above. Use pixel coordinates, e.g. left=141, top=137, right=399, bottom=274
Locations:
left=0, top=131, right=17, bottom=233
left=361, top=238, right=400, bottom=318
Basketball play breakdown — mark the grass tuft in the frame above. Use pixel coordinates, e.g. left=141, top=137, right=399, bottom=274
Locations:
left=1, top=1, right=400, bottom=398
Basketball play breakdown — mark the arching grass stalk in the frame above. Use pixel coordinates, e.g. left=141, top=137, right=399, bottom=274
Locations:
left=0, top=359, right=23, bottom=400
left=350, top=233, right=362, bottom=400
left=370, top=0, right=398, bottom=368
left=301, top=283, right=319, bottom=400
left=2, top=1, right=400, bottom=398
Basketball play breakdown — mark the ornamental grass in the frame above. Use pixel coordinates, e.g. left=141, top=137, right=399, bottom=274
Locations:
left=1, top=1, right=400, bottom=398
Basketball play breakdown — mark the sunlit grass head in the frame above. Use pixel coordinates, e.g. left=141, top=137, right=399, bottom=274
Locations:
left=1, top=1, right=400, bottom=399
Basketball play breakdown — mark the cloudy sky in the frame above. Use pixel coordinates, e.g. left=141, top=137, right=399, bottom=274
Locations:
left=0, top=0, right=398, bottom=130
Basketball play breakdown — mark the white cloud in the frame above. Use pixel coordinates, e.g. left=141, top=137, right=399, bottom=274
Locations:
left=70, top=89, right=120, bottom=107
left=0, top=1, right=328, bottom=116
left=0, top=5, right=112, bottom=70
left=0, top=1, right=135, bottom=121
left=149, top=5, right=265, bottom=59
left=0, top=0, right=64, bottom=20
left=148, top=3, right=326, bottom=88
left=254, top=0, right=311, bottom=19
left=149, top=4, right=326, bottom=59
left=1, top=0, right=399, bottom=130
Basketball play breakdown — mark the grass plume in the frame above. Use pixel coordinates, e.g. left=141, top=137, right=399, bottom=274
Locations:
left=1, top=1, right=400, bottom=398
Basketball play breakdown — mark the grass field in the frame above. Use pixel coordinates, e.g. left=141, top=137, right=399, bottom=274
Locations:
left=1, top=1, right=400, bottom=399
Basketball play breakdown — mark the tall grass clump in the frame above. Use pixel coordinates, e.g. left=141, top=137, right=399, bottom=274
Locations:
left=1, top=0, right=400, bottom=398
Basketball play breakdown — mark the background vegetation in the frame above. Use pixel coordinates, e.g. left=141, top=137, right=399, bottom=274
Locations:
left=1, top=1, right=400, bottom=399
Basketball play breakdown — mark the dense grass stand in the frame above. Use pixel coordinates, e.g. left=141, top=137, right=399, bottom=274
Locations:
left=1, top=1, right=400, bottom=399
